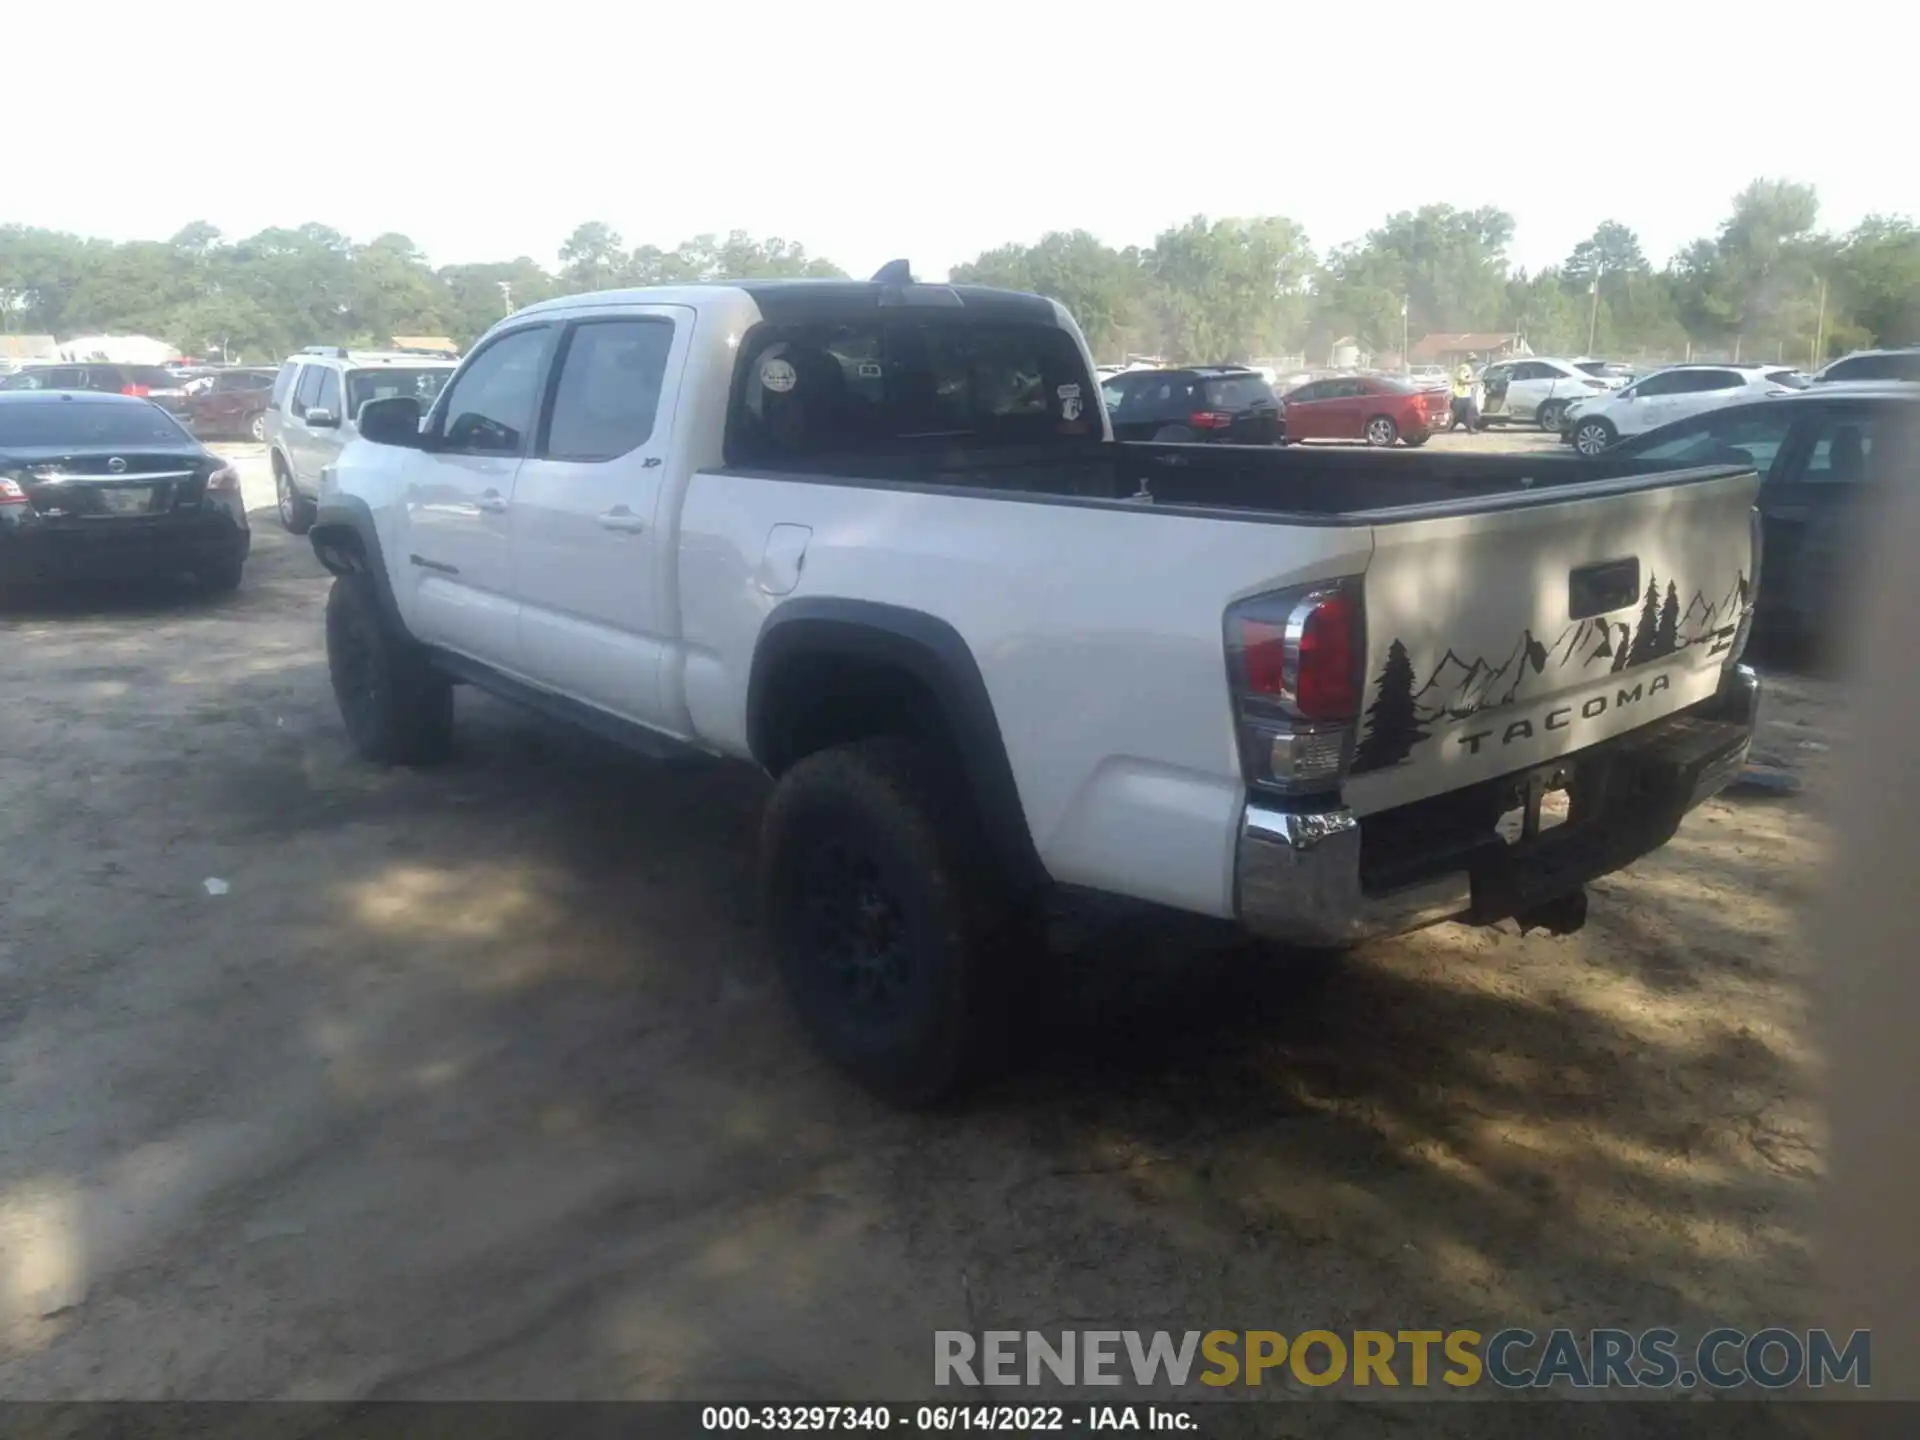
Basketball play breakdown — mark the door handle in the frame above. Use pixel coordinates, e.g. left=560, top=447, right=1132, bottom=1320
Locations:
left=475, top=490, right=509, bottom=514
left=599, top=506, right=646, bottom=533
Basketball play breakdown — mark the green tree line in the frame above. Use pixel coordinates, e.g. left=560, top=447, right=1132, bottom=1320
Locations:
left=3, top=179, right=1915, bottom=367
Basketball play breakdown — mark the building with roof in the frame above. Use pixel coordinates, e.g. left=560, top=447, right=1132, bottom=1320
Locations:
left=1410, top=332, right=1531, bottom=366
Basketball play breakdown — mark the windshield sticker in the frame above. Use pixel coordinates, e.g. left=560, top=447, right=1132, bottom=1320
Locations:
left=761, top=357, right=797, bottom=394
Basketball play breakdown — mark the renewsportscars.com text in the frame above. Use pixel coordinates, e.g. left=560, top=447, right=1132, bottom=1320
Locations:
left=934, top=1328, right=1870, bottom=1391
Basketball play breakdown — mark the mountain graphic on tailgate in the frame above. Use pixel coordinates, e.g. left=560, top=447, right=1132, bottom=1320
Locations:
left=1350, top=571, right=1748, bottom=774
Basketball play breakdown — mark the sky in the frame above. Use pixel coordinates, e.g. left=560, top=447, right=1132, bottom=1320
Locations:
left=10, top=4, right=1909, bottom=280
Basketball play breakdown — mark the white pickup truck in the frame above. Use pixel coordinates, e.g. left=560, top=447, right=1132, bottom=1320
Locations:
left=311, top=270, right=1763, bottom=1104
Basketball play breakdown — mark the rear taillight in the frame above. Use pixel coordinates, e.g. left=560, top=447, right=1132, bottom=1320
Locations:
left=0, top=477, right=28, bottom=506
left=122, top=384, right=150, bottom=397
left=1189, top=410, right=1235, bottom=430
left=1225, top=581, right=1365, bottom=796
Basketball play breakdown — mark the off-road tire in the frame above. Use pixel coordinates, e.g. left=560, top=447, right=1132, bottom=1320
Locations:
left=762, top=736, right=1019, bottom=1107
left=325, top=573, right=453, bottom=765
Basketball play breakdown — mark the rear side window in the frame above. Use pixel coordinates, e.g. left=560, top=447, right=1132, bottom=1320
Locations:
left=1798, top=413, right=1879, bottom=485
left=124, top=366, right=178, bottom=388
left=1765, top=369, right=1810, bottom=390
left=726, top=316, right=1097, bottom=466
left=542, top=318, right=675, bottom=461
left=1693, top=370, right=1746, bottom=392
left=269, top=361, right=299, bottom=411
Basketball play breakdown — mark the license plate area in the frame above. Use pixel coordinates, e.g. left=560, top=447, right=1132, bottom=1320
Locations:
left=97, top=486, right=157, bottom=515
left=1494, top=760, right=1577, bottom=848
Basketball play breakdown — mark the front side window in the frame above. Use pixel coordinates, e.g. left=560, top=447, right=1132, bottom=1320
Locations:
left=542, top=318, right=675, bottom=461
left=1632, top=371, right=1687, bottom=398
left=292, top=364, right=325, bottom=416
left=437, top=326, right=551, bottom=454
left=269, top=360, right=299, bottom=411
left=314, top=368, right=342, bottom=417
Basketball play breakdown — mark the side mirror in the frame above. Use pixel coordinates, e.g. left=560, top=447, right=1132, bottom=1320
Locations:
left=356, top=396, right=423, bottom=447
left=304, top=407, right=340, bottom=429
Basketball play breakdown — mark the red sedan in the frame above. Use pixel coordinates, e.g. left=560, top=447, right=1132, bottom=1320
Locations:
left=1280, top=375, right=1451, bottom=447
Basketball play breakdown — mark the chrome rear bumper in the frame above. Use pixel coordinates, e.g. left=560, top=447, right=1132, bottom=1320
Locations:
left=1236, top=665, right=1761, bottom=948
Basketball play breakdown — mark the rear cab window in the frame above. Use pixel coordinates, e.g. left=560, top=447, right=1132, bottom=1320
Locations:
left=1203, top=375, right=1276, bottom=410
left=726, top=311, right=1099, bottom=468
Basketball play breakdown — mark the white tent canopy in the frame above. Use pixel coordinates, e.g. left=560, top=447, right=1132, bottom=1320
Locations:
left=55, top=334, right=182, bottom=365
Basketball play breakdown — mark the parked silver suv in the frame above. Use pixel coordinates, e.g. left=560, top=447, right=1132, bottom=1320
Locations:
left=264, top=347, right=458, bottom=532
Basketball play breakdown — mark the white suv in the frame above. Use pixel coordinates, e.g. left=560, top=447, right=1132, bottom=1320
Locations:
left=264, top=347, right=459, bottom=533
left=1563, top=363, right=1807, bottom=454
left=1477, top=356, right=1613, bottom=432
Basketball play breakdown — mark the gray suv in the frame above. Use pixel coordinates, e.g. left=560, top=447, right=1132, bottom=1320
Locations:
left=264, top=347, right=458, bottom=532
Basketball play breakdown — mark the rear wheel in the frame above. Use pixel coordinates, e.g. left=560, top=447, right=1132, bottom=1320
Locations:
left=275, top=457, right=315, bottom=534
left=1572, top=417, right=1617, bottom=456
left=249, top=412, right=267, bottom=443
left=325, top=573, right=453, bottom=765
left=762, top=736, right=1015, bottom=1107
left=1402, top=433, right=1429, bottom=448
left=200, top=555, right=244, bottom=594
left=1536, top=400, right=1566, bottom=433
left=1364, top=415, right=1398, bottom=447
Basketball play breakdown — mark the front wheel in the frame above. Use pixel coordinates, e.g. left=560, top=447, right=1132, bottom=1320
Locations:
left=762, top=737, right=1011, bottom=1107
left=1364, top=415, right=1398, bottom=447
left=325, top=573, right=453, bottom=765
left=1572, top=417, right=1617, bottom=455
left=249, top=412, right=267, bottom=443
left=1536, top=400, right=1566, bottom=433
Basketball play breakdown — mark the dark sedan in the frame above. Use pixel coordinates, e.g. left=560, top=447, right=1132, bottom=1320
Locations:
left=0, top=392, right=250, bottom=591
left=1595, top=386, right=1917, bottom=652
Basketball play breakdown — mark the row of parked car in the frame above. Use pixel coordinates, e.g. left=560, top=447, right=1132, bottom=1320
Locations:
left=0, top=361, right=280, bottom=440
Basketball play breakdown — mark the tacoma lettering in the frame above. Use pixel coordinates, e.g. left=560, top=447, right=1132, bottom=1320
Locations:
left=1452, top=673, right=1673, bottom=754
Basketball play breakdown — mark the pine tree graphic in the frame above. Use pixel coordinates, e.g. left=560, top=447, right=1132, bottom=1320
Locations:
left=1626, top=574, right=1663, bottom=668
left=1655, top=580, right=1680, bottom=656
left=1352, top=639, right=1429, bottom=773
left=1609, top=621, right=1632, bottom=673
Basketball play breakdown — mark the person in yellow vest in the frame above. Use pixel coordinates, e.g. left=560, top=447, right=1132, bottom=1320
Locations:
left=1448, top=352, right=1480, bottom=432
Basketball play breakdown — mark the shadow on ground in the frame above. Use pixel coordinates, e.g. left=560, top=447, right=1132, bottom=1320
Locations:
left=0, top=519, right=1828, bottom=1426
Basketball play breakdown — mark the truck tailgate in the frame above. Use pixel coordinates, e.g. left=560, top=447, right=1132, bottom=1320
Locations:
left=1344, top=466, right=1760, bottom=816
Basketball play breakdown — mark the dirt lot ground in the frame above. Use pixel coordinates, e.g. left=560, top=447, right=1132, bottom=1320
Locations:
left=0, top=430, right=1839, bottom=1417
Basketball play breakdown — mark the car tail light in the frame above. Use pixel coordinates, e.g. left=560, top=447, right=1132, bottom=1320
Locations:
left=1224, top=581, right=1365, bottom=795
left=1188, top=410, right=1234, bottom=429
left=0, top=477, right=28, bottom=505
left=206, top=465, right=241, bottom=493
left=122, top=384, right=150, bottom=397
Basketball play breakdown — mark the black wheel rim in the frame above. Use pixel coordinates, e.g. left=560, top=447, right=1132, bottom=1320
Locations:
left=798, top=841, right=912, bottom=1022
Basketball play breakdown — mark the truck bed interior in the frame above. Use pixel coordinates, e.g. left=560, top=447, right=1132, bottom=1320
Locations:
left=722, top=442, right=1744, bottom=522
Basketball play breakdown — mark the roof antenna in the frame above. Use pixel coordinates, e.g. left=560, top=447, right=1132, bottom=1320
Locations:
left=871, top=259, right=915, bottom=285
